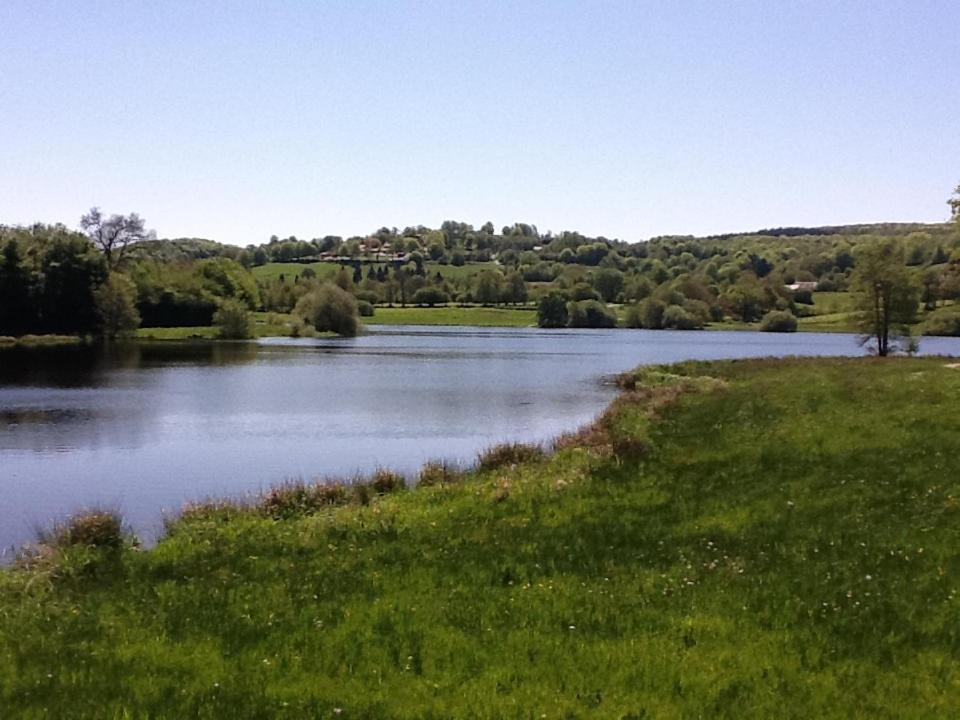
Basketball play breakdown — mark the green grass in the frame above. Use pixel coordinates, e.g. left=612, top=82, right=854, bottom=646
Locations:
left=251, top=262, right=342, bottom=282
left=367, top=305, right=536, bottom=327
left=136, top=313, right=298, bottom=340
left=3, top=358, right=960, bottom=717
left=424, top=261, right=500, bottom=280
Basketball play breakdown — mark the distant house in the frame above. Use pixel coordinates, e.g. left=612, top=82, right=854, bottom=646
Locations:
left=786, top=281, right=818, bottom=292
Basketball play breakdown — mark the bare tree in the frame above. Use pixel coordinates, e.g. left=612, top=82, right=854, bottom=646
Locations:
left=80, top=207, right=154, bottom=269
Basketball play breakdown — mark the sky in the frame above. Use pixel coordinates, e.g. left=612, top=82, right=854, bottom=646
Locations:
left=1, top=0, right=958, bottom=246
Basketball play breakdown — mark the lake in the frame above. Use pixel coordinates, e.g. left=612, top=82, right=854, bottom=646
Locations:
left=2, top=326, right=959, bottom=554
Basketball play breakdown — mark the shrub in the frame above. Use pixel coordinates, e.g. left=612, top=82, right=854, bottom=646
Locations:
left=477, top=442, right=544, bottom=471
left=356, top=300, right=375, bottom=317
left=94, top=272, right=141, bottom=339
left=624, top=303, right=644, bottom=328
left=567, top=300, right=617, bottom=328
left=354, top=290, right=380, bottom=305
left=570, top=283, right=601, bottom=302
left=638, top=298, right=667, bottom=329
left=412, top=288, right=450, bottom=306
left=370, top=469, right=406, bottom=494
left=213, top=299, right=255, bottom=339
left=418, top=460, right=466, bottom=488
left=921, top=308, right=960, bottom=336
left=662, top=304, right=703, bottom=330
left=261, top=480, right=348, bottom=519
left=682, top=299, right=712, bottom=325
left=760, top=310, right=798, bottom=333
left=294, top=283, right=360, bottom=337
left=537, top=293, right=569, bottom=328
left=49, top=510, right=124, bottom=549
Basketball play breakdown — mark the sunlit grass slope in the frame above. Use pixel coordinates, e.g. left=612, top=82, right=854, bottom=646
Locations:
left=2, top=358, right=959, bottom=718
left=366, top=305, right=535, bottom=327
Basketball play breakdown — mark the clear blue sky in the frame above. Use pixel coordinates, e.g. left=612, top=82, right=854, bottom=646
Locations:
left=1, top=1, right=958, bottom=245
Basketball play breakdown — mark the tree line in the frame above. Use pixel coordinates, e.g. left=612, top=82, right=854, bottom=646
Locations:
left=1, top=186, right=959, bottom=345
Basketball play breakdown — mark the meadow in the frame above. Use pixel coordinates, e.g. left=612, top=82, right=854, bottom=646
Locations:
left=1, top=357, right=958, bottom=717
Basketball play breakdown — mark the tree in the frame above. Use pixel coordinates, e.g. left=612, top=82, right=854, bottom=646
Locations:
left=759, top=310, right=798, bottom=333
left=294, top=283, right=360, bottom=337
left=567, top=300, right=617, bottom=328
left=537, top=293, right=568, bottom=328
left=591, top=268, right=624, bottom=303
left=0, top=240, right=33, bottom=336
left=411, top=287, right=449, bottom=306
left=949, top=183, right=960, bottom=224
left=80, top=208, right=154, bottom=270
left=473, top=270, right=503, bottom=306
left=213, top=299, right=254, bottom=339
left=94, top=272, right=141, bottom=339
left=504, top=271, right=528, bottom=304
left=851, top=241, right=920, bottom=356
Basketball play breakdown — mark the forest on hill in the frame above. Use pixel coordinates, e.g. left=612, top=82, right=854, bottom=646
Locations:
left=2, top=188, right=960, bottom=342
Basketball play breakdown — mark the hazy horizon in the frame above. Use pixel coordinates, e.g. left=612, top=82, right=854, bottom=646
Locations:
left=2, top=1, right=958, bottom=245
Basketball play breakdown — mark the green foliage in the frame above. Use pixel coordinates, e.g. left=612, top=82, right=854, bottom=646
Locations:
left=759, top=309, right=799, bottom=332
left=537, top=293, right=569, bottom=328
left=197, top=257, right=261, bottom=309
left=294, top=283, right=360, bottom=337
left=0, top=239, right=33, bottom=336
left=567, top=299, right=618, bottom=328
left=0, top=224, right=107, bottom=335
left=920, top=306, right=960, bottom=336
left=661, top=304, right=703, bottom=330
left=636, top=298, right=667, bottom=329
left=213, top=299, right=255, bottom=339
left=94, top=272, right=141, bottom=339
left=850, top=240, right=920, bottom=355
left=355, top=299, right=375, bottom=317
left=411, top=287, right=450, bottom=306
left=591, top=267, right=624, bottom=302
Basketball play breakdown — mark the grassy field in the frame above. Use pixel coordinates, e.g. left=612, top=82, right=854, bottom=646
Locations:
left=2, top=357, right=960, bottom=717
left=251, top=262, right=342, bottom=283
left=367, top=305, right=536, bottom=327
left=136, top=313, right=298, bottom=340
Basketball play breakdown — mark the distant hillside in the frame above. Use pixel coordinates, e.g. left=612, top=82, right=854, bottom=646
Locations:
left=124, top=237, right=233, bottom=263
left=704, top=222, right=955, bottom=242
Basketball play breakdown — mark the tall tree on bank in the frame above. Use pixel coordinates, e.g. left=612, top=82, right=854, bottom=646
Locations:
left=80, top=208, right=154, bottom=270
left=850, top=241, right=920, bottom=356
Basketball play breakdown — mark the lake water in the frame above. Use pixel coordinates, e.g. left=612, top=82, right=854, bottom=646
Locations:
left=2, top=326, right=960, bottom=554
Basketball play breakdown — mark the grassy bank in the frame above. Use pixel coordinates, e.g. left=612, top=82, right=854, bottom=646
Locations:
left=0, top=334, right=85, bottom=348
left=366, top=305, right=536, bottom=327
left=136, top=312, right=298, bottom=340
left=3, top=358, right=960, bottom=717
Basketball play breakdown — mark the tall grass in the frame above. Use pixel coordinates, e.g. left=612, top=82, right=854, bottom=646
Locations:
left=2, top=358, right=960, bottom=717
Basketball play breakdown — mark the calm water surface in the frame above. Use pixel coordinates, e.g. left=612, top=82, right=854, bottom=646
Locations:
left=2, top=326, right=959, bottom=553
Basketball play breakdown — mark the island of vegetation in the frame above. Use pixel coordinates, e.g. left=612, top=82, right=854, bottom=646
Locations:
left=2, top=185, right=960, bottom=351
